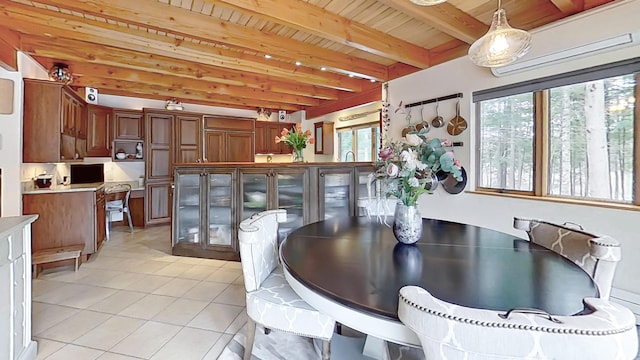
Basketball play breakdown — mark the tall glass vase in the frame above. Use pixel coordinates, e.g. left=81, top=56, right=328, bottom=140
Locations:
left=292, top=148, right=304, bottom=162
left=392, top=203, right=422, bottom=244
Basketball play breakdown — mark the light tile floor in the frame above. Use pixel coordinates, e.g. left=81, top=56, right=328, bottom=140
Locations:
left=31, top=224, right=640, bottom=359
left=33, top=225, right=245, bottom=360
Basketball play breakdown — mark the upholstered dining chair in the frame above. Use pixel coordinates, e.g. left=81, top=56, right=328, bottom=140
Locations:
left=398, top=286, right=638, bottom=359
left=513, top=217, right=621, bottom=299
left=238, top=209, right=336, bottom=360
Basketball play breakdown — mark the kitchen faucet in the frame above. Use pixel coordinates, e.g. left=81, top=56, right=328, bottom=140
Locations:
left=344, top=150, right=355, bottom=162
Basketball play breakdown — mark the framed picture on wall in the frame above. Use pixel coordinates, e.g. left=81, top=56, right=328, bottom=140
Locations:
left=315, top=122, right=323, bottom=154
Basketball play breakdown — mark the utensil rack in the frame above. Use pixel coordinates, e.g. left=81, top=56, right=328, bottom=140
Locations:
left=405, top=93, right=463, bottom=109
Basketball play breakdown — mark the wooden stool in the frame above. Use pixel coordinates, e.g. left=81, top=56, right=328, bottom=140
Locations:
left=32, top=245, right=84, bottom=278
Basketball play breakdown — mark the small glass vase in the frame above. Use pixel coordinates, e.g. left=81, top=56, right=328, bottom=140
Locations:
left=392, top=203, right=422, bottom=244
left=292, top=148, right=304, bottom=162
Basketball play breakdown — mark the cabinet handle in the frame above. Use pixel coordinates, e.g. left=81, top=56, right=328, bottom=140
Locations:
left=320, top=172, right=325, bottom=177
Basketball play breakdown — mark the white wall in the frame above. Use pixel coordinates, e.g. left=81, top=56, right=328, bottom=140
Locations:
left=0, top=67, right=23, bottom=216
left=386, top=0, right=640, bottom=294
left=306, top=101, right=382, bottom=162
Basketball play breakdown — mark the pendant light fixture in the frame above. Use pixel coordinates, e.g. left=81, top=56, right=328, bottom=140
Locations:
left=409, top=0, right=446, bottom=5
left=468, top=0, right=532, bottom=68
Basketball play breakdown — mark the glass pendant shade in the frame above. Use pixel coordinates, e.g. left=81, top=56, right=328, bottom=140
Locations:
left=48, top=63, right=73, bottom=85
left=468, top=8, right=532, bottom=67
left=409, top=0, right=446, bottom=5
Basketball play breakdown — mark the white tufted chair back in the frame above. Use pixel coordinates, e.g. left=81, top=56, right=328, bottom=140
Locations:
left=513, top=217, right=621, bottom=299
left=399, top=286, right=638, bottom=360
left=238, top=209, right=287, bottom=292
left=238, top=209, right=335, bottom=360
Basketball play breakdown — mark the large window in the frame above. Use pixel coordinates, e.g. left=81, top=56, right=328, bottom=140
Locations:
left=337, top=123, right=380, bottom=162
left=476, top=58, right=639, bottom=205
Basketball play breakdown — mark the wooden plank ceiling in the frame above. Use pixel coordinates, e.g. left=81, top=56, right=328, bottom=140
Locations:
left=0, top=0, right=615, bottom=117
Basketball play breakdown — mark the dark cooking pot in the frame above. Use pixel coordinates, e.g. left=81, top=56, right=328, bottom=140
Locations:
left=35, top=174, right=54, bottom=188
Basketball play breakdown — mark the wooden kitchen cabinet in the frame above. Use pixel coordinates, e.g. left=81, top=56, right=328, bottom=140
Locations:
left=255, top=121, right=294, bottom=154
left=113, top=109, right=144, bottom=140
left=23, top=78, right=86, bottom=162
left=95, top=189, right=106, bottom=251
left=172, top=168, right=238, bottom=260
left=144, top=110, right=173, bottom=226
left=145, top=182, right=172, bottom=225
left=172, top=163, right=374, bottom=260
left=145, top=111, right=173, bottom=180
left=174, top=113, right=203, bottom=163
left=86, top=104, right=112, bottom=157
left=203, top=116, right=254, bottom=162
left=23, top=190, right=103, bottom=268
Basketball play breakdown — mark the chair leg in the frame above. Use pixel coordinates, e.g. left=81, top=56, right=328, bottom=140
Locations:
left=105, top=212, right=111, bottom=241
left=321, top=339, right=331, bottom=360
left=244, top=318, right=256, bottom=360
left=126, top=210, right=134, bottom=233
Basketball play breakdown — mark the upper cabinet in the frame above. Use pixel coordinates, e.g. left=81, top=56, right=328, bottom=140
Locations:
left=145, top=111, right=173, bottom=180
left=86, top=104, right=112, bottom=157
left=255, top=121, right=294, bottom=154
left=174, top=113, right=203, bottom=163
left=23, top=79, right=87, bottom=162
left=113, top=109, right=144, bottom=140
left=203, top=116, right=255, bottom=162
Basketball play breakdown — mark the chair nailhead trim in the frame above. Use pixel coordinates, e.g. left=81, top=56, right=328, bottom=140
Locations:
left=399, top=294, right=633, bottom=336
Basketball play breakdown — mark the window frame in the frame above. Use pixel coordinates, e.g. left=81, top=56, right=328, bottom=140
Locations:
left=474, top=59, right=640, bottom=207
left=336, top=120, right=381, bottom=162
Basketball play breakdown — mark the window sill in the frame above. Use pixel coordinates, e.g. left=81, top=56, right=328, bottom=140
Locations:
left=467, top=190, right=640, bottom=212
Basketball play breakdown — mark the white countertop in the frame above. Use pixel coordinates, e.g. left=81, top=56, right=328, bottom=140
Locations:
left=22, top=181, right=144, bottom=194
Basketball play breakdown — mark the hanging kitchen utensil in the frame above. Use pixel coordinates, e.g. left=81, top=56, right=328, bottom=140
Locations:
left=431, top=100, right=444, bottom=128
left=442, top=166, right=468, bottom=194
left=447, top=99, right=467, bottom=136
left=415, top=105, right=430, bottom=133
left=401, top=107, right=415, bottom=137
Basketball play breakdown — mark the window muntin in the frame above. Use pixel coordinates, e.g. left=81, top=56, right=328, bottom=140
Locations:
left=476, top=69, right=637, bottom=205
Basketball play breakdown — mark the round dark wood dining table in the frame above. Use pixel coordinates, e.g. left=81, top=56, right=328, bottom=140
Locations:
left=280, top=216, right=598, bottom=348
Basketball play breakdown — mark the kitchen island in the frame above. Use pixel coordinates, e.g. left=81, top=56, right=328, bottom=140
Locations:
left=172, top=162, right=375, bottom=260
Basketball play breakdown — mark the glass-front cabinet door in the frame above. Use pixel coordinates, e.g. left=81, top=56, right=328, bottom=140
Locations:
left=273, top=168, right=308, bottom=242
left=240, top=170, right=268, bottom=221
left=240, top=167, right=308, bottom=243
left=173, top=167, right=238, bottom=260
left=206, top=171, right=234, bottom=249
left=174, top=169, right=202, bottom=246
left=318, top=167, right=354, bottom=220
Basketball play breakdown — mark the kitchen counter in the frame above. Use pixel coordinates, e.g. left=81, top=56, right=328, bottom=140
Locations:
left=22, top=182, right=105, bottom=194
left=22, top=181, right=144, bottom=194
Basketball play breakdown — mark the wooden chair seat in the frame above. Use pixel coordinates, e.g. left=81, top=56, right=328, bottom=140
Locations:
left=32, top=244, right=84, bottom=278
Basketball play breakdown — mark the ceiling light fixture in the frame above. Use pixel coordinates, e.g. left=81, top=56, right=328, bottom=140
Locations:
left=295, top=61, right=302, bottom=66
left=48, top=63, right=73, bottom=85
left=165, top=98, right=184, bottom=111
left=409, top=0, right=446, bottom=5
left=468, top=0, right=531, bottom=68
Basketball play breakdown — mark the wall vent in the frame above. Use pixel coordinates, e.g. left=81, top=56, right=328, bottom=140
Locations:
left=491, top=32, right=639, bottom=77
